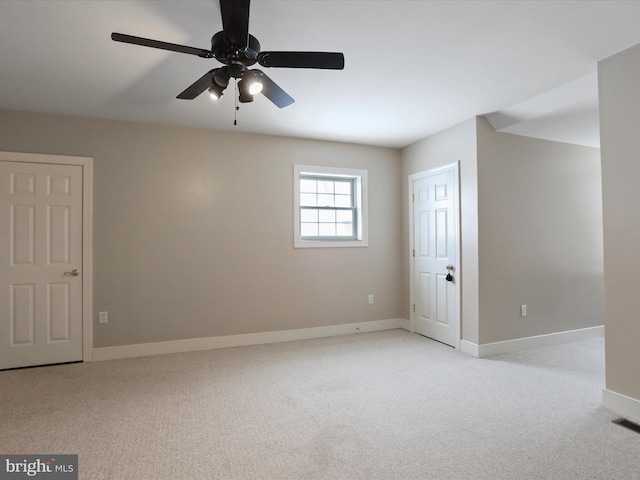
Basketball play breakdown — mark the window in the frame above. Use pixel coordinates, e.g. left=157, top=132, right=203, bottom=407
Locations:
left=300, top=176, right=355, bottom=239
left=294, top=165, right=368, bottom=248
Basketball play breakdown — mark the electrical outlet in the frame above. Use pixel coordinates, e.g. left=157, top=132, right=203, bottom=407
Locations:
left=99, top=311, right=108, bottom=324
left=368, top=294, right=374, bottom=305
left=520, top=305, right=527, bottom=317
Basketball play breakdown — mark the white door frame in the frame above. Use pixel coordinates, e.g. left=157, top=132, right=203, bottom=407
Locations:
left=408, top=162, right=461, bottom=349
left=1, top=151, right=93, bottom=362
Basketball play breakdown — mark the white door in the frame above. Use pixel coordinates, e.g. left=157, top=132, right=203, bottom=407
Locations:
left=0, top=161, right=84, bottom=369
left=411, top=164, right=459, bottom=347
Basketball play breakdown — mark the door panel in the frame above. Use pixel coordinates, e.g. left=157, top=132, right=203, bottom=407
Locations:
left=0, top=161, right=83, bottom=369
left=419, top=210, right=430, bottom=257
left=436, top=208, right=448, bottom=257
left=11, top=284, right=35, bottom=345
left=412, top=166, right=459, bottom=347
left=12, top=205, right=35, bottom=265
left=48, top=283, right=71, bottom=342
left=48, top=205, right=71, bottom=264
left=419, top=272, right=431, bottom=317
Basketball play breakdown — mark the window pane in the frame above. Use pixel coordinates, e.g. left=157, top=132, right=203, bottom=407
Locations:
left=319, top=223, right=336, bottom=236
left=317, top=194, right=334, bottom=207
left=301, top=209, right=318, bottom=222
left=300, top=193, right=317, bottom=207
left=335, top=194, right=352, bottom=208
left=336, top=210, right=353, bottom=223
left=300, top=179, right=317, bottom=193
left=319, top=210, right=336, bottom=223
left=301, top=223, right=318, bottom=237
left=334, top=181, right=351, bottom=195
left=317, top=180, right=334, bottom=194
left=337, top=223, right=353, bottom=237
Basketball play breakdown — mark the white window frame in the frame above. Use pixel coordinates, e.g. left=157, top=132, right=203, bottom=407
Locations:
left=294, top=165, right=368, bottom=248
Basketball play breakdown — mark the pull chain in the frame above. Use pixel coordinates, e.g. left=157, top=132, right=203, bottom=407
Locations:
left=234, top=79, right=239, bottom=126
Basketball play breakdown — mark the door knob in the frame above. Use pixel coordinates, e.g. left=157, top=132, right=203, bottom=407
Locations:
left=446, top=264, right=454, bottom=282
left=64, top=269, right=80, bottom=277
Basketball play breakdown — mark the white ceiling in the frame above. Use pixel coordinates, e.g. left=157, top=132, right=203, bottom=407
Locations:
left=1, top=0, right=640, bottom=149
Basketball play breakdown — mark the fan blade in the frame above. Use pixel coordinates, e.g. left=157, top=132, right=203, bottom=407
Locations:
left=257, top=52, right=344, bottom=70
left=111, top=32, right=214, bottom=58
left=177, top=69, right=218, bottom=99
left=220, top=0, right=250, bottom=49
left=253, top=70, right=295, bottom=108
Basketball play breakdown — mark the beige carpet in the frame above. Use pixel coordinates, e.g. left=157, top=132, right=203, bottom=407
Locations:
left=1, top=329, right=639, bottom=479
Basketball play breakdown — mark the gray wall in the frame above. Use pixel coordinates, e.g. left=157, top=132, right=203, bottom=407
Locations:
left=476, top=117, right=604, bottom=344
left=599, top=43, right=640, bottom=402
left=0, top=109, right=403, bottom=348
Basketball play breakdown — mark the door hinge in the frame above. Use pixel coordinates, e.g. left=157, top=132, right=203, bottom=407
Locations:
left=413, top=304, right=416, bottom=313
left=412, top=249, right=415, bottom=257
left=412, top=193, right=415, bottom=202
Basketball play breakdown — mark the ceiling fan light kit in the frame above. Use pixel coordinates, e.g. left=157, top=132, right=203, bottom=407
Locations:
left=213, top=68, right=231, bottom=89
left=208, top=83, right=225, bottom=100
left=243, top=70, right=263, bottom=95
left=111, top=0, right=344, bottom=111
left=238, top=79, right=254, bottom=103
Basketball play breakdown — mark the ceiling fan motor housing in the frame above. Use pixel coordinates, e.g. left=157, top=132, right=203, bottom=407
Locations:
left=211, top=31, right=261, bottom=77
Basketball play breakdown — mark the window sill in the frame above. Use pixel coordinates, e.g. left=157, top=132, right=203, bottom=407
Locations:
left=294, top=238, right=368, bottom=249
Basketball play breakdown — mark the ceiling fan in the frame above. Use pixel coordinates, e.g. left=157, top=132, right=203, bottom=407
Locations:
left=111, top=0, right=345, bottom=109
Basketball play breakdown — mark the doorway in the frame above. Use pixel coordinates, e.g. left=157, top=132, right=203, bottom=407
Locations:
left=409, top=163, right=460, bottom=348
left=0, top=151, right=93, bottom=369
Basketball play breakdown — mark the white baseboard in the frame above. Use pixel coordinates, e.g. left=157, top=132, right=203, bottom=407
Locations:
left=460, top=340, right=479, bottom=357
left=93, top=318, right=411, bottom=362
left=603, top=389, right=640, bottom=424
left=459, top=325, right=604, bottom=358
